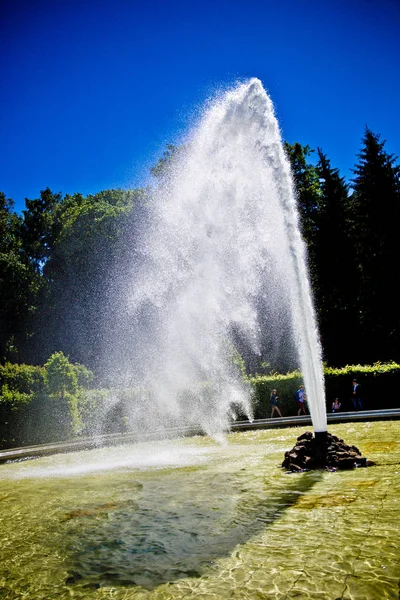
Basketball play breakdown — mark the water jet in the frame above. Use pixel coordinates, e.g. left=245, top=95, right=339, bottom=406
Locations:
left=107, top=77, right=327, bottom=442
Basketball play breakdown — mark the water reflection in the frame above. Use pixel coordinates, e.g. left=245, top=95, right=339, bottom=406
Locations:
left=64, top=467, right=321, bottom=589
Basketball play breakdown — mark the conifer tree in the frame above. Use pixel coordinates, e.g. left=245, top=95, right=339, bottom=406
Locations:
left=284, top=142, right=321, bottom=246
left=314, top=149, right=358, bottom=365
left=350, top=127, right=400, bottom=362
left=284, top=142, right=323, bottom=340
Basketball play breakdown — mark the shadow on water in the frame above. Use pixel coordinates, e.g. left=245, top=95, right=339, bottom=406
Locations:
left=63, top=466, right=322, bottom=590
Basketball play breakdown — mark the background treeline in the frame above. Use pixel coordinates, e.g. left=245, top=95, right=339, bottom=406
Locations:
left=1, top=126, right=399, bottom=376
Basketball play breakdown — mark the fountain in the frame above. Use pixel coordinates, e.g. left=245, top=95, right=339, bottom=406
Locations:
left=0, top=79, right=388, bottom=599
left=113, top=77, right=370, bottom=470
left=105, top=77, right=326, bottom=440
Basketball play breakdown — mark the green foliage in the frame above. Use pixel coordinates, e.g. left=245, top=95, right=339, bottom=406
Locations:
left=0, top=192, right=21, bottom=253
left=229, top=345, right=248, bottom=380
left=150, top=144, right=181, bottom=179
left=34, top=187, right=147, bottom=367
left=0, top=362, right=45, bottom=447
left=2, top=134, right=400, bottom=382
left=249, top=370, right=303, bottom=418
left=0, top=193, right=43, bottom=362
left=284, top=142, right=322, bottom=244
left=21, top=188, right=62, bottom=271
left=43, top=352, right=94, bottom=435
left=348, top=128, right=400, bottom=362
left=313, top=149, right=358, bottom=366
left=249, top=362, right=400, bottom=418
left=44, top=351, right=78, bottom=395
left=0, top=385, right=31, bottom=411
left=0, top=354, right=94, bottom=448
left=0, top=362, right=45, bottom=394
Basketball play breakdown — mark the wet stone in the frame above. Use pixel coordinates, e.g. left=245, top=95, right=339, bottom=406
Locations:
left=297, top=431, right=313, bottom=441
left=281, top=431, right=372, bottom=472
left=337, top=457, right=355, bottom=470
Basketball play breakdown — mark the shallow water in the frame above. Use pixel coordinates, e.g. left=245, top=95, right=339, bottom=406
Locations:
left=0, top=422, right=399, bottom=599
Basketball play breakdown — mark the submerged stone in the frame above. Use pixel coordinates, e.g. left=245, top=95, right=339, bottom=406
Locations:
left=282, top=431, right=373, bottom=472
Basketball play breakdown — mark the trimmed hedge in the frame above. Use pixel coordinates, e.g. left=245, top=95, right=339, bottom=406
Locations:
left=249, top=362, right=400, bottom=418
left=323, top=362, right=400, bottom=412
left=1, top=361, right=399, bottom=449
left=248, top=371, right=303, bottom=419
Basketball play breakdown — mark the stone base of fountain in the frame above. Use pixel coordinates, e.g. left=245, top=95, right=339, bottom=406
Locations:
left=282, top=431, right=375, bottom=472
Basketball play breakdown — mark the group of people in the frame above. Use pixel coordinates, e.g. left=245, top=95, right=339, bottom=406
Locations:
left=332, top=379, right=364, bottom=412
left=269, top=378, right=364, bottom=418
left=269, top=384, right=307, bottom=418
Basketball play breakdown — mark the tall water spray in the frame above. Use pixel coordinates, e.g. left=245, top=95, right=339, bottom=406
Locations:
left=117, top=78, right=327, bottom=436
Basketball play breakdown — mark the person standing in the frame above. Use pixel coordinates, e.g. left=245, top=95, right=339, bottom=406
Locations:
left=351, top=379, right=364, bottom=410
left=270, top=389, right=283, bottom=418
left=296, top=384, right=307, bottom=415
left=332, top=398, right=341, bottom=412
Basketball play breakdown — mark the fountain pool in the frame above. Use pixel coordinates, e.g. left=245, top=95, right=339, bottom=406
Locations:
left=1, top=420, right=399, bottom=599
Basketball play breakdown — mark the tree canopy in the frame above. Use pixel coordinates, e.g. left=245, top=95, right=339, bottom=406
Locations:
left=1, top=128, right=399, bottom=372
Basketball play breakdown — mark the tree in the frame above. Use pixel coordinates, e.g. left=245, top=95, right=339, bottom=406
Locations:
left=34, top=188, right=146, bottom=368
left=0, top=192, right=42, bottom=362
left=313, top=149, right=358, bottom=365
left=21, top=187, right=62, bottom=271
left=350, top=127, right=400, bottom=362
left=0, top=192, right=21, bottom=253
left=44, top=351, right=79, bottom=397
left=284, top=142, right=322, bottom=245
left=44, top=351, right=93, bottom=435
left=150, top=144, right=182, bottom=179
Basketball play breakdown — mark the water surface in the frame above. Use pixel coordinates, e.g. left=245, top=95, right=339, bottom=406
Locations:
left=0, top=422, right=399, bottom=599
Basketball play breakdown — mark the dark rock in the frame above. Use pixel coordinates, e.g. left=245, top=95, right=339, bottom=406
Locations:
left=293, top=445, right=308, bottom=456
left=286, top=463, right=303, bottom=472
left=337, top=457, right=355, bottom=469
left=281, top=431, right=371, bottom=472
left=350, top=445, right=361, bottom=454
left=297, top=431, right=313, bottom=441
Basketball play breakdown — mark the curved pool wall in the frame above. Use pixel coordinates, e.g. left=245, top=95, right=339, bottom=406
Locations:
left=0, top=421, right=399, bottom=599
left=2, top=409, right=400, bottom=465
left=104, top=77, right=326, bottom=437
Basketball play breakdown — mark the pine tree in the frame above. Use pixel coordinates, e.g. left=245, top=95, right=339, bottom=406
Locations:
left=350, top=127, right=400, bottom=362
left=314, top=149, right=358, bottom=365
left=284, top=142, right=322, bottom=245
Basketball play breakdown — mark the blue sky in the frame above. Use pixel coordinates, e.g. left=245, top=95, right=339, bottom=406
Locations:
left=2, top=0, right=399, bottom=213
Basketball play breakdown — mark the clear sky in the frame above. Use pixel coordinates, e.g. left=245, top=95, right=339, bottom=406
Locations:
left=2, top=0, right=399, bottom=212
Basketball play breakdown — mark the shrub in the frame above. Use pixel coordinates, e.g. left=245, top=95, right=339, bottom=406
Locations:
left=0, top=353, right=94, bottom=449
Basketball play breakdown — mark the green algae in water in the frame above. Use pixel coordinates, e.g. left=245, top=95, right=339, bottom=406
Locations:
left=0, top=422, right=399, bottom=599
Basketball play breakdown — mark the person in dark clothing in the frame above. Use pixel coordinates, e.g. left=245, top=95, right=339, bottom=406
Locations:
left=270, top=389, right=283, bottom=418
left=351, top=379, right=364, bottom=410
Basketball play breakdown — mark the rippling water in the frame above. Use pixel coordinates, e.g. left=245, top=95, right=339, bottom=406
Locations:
left=0, top=422, right=399, bottom=599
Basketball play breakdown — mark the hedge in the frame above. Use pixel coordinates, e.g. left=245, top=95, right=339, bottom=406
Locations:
left=1, top=361, right=400, bottom=449
left=249, top=361, right=400, bottom=418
